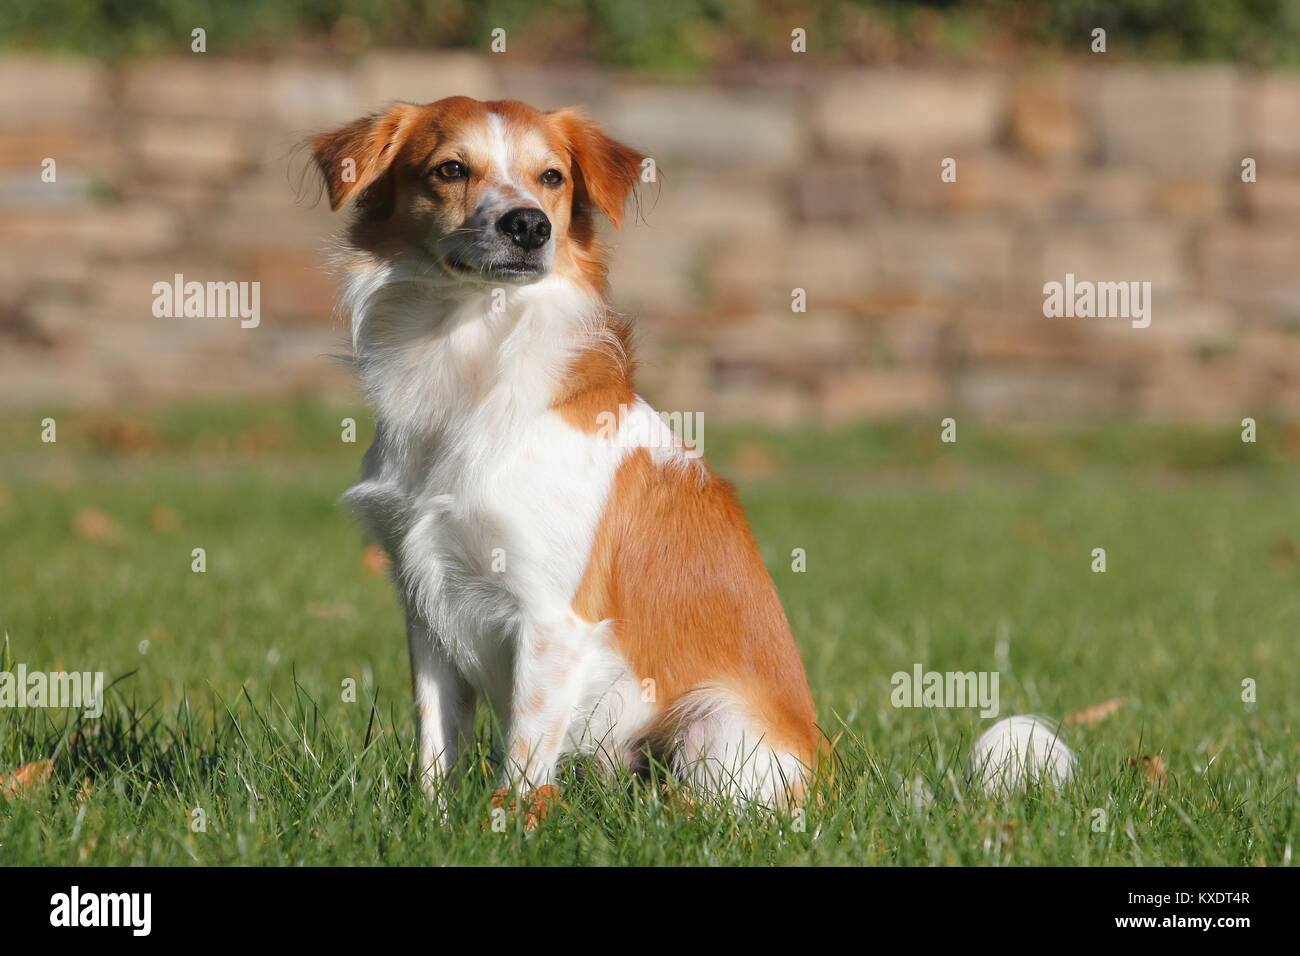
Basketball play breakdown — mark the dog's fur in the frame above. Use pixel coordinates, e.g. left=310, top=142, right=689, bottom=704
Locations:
left=311, top=96, right=820, bottom=808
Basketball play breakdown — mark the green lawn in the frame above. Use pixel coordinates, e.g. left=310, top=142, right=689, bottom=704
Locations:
left=1, top=401, right=1296, bottom=865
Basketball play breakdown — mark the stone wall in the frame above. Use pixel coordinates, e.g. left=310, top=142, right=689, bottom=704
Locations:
left=3, top=51, right=1299, bottom=422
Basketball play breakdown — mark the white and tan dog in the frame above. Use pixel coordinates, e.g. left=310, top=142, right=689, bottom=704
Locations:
left=312, top=96, right=821, bottom=814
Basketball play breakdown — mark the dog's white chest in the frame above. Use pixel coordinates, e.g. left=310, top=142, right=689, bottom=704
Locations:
left=350, top=407, right=622, bottom=688
left=341, top=269, right=673, bottom=762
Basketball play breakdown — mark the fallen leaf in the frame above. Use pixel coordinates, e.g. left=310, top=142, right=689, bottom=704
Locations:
left=731, top=440, right=776, bottom=478
left=1283, top=423, right=1300, bottom=456
left=78, top=836, right=98, bottom=862
left=999, top=819, right=1017, bottom=849
left=149, top=505, right=181, bottom=532
left=1127, top=754, right=1166, bottom=787
left=234, top=423, right=288, bottom=454
left=0, top=759, right=53, bottom=798
left=73, top=507, right=122, bottom=544
left=362, top=543, right=389, bottom=577
left=305, top=602, right=356, bottom=621
left=1066, top=697, right=1128, bottom=727
left=929, top=456, right=963, bottom=490
left=87, top=418, right=156, bottom=455
left=1015, top=517, right=1045, bottom=543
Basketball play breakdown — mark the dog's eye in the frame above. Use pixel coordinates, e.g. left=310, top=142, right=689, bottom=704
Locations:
left=434, top=161, right=468, bottom=181
left=540, top=168, right=564, bottom=187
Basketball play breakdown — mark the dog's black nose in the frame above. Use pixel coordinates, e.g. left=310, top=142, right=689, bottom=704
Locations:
left=497, top=207, right=551, bottom=251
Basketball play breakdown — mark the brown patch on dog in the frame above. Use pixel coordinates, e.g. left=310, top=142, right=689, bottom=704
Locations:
left=551, top=318, right=635, bottom=433
left=572, top=449, right=820, bottom=770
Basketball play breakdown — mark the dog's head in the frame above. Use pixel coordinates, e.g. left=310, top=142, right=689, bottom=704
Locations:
left=311, top=96, right=642, bottom=287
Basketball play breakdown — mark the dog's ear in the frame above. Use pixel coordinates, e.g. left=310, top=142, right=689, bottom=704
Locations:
left=311, top=103, right=419, bottom=213
left=549, top=108, right=642, bottom=229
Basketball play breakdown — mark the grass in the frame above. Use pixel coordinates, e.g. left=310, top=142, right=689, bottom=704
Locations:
left=1, top=399, right=1297, bottom=865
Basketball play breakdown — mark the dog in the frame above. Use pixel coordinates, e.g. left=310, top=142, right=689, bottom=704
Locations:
left=310, top=96, right=821, bottom=812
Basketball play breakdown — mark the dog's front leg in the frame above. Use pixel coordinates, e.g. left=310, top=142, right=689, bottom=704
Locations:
left=497, top=612, right=600, bottom=808
left=406, top=612, right=476, bottom=801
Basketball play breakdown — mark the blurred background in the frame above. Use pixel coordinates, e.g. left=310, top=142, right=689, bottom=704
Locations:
left=3, top=0, right=1300, bottom=423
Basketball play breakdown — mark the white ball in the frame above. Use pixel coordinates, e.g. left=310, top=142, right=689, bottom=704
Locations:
left=971, top=715, right=1076, bottom=795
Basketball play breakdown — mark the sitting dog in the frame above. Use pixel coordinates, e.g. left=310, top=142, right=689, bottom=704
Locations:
left=311, top=96, right=820, bottom=810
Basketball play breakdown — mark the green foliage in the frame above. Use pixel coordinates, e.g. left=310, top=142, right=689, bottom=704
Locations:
left=1014, top=0, right=1300, bottom=64
left=2, top=0, right=1298, bottom=67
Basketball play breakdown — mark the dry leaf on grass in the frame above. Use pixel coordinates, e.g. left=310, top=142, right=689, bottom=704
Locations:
left=1000, top=819, right=1017, bottom=847
left=149, top=505, right=181, bottom=532
left=234, top=423, right=288, bottom=454
left=1272, top=536, right=1299, bottom=573
left=362, top=543, right=390, bottom=577
left=87, top=418, right=157, bottom=455
left=1015, top=517, right=1045, bottom=543
left=78, top=835, right=99, bottom=862
left=731, top=440, right=777, bottom=478
left=305, top=602, right=356, bottom=621
left=0, top=759, right=53, bottom=798
left=1128, top=754, right=1167, bottom=786
left=1282, top=423, right=1300, bottom=456
left=73, top=507, right=122, bottom=544
left=1066, top=697, right=1128, bottom=727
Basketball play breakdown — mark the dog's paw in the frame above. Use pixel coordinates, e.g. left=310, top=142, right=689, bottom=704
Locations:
left=491, top=784, right=560, bottom=830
